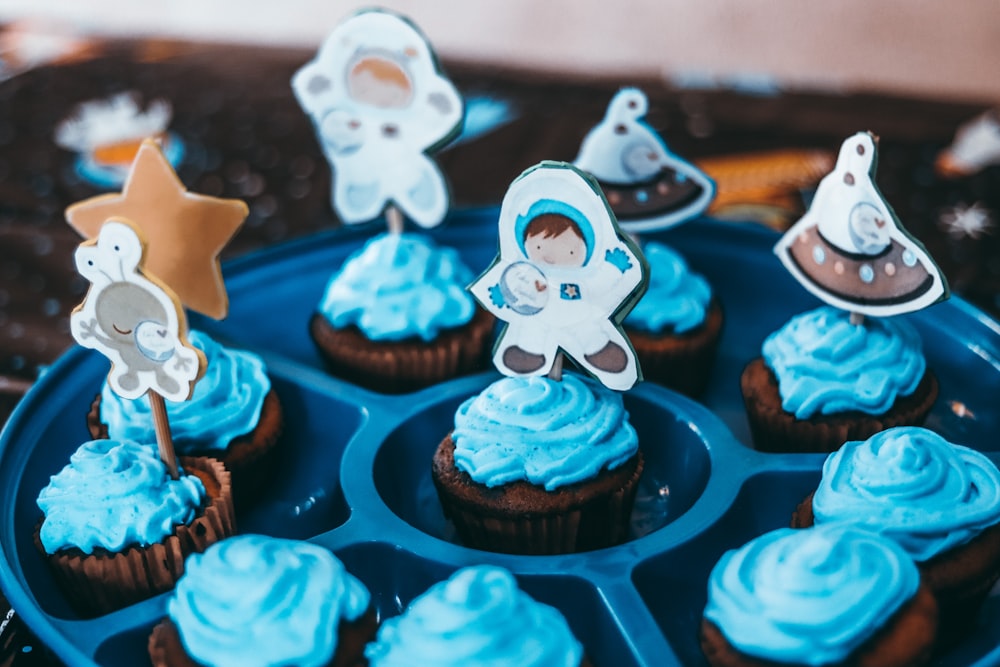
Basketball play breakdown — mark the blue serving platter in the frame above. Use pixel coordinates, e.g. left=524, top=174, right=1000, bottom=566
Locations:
left=1, top=210, right=999, bottom=667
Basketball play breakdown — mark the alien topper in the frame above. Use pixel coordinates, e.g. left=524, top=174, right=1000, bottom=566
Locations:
left=574, top=88, right=715, bottom=234
left=470, top=162, right=648, bottom=391
left=775, top=132, right=948, bottom=317
left=292, top=8, right=463, bottom=228
left=71, top=219, right=203, bottom=403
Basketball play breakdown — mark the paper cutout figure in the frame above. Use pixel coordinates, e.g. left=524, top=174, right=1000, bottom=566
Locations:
left=292, top=8, right=463, bottom=228
left=775, top=132, right=948, bottom=317
left=470, top=162, right=648, bottom=391
left=574, top=88, right=715, bottom=234
left=71, top=219, right=203, bottom=403
left=54, top=92, right=184, bottom=189
left=935, top=109, right=1000, bottom=178
left=65, top=139, right=248, bottom=319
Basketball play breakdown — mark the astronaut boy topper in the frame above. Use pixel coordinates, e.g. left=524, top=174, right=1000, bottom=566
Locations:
left=470, top=162, right=648, bottom=391
left=774, top=132, right=948, bottom=318
left=292, top=8, right=463, bottom=229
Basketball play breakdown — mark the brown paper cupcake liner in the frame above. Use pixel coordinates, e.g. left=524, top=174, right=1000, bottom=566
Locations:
left=626, top=299, right=724, bottom=397
left=433, top=436, right=644, bottom=555
left=148, top=607, right=379, bottom=667
left=36, top=456, right=235, bottom=618
left=310, top=307, right=494, bottom=394
left=740, top=358, right=939, bottom=453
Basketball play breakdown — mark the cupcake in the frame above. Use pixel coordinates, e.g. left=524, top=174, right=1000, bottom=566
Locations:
left=309, top=232, right=493, bottom=393
left=701, top=524, right=938, bottom=667
left=365, top=565, right=591, bottom=667
left=622, top=242, right=723, bottom=396
left=35, top=439, right=234, bottom=617
left=790, top=426, right=1000, bottom=645
left=740, top=306, right=938, bottom=452
left=148, top=535, right=376, bottom=667
left=432, top=373, right=643, bottom=555
left=87, top=330, right=283, bottom=505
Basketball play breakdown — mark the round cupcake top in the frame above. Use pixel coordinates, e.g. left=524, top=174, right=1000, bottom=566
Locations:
left=452, top=373, right=638, bottom=491
left=36, top=439, right=205, bottom=554
left=624, top=241, right=711, bottom=334
left=169, top=535, right=370, bottom=667
left=99, top=330, right=271, bottom=452
left=318, top=232, right=476, bottom=341
left=365, top=565, right=583, bottom=667
left=704, top=524, right=919, bottom=666
left=813, top=426, right=1000, bottom=561
left=762, top=305, right=925, bottom=418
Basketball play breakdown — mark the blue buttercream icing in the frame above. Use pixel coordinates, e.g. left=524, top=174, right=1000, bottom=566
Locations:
left=625, top=242, right=711, bottom=334
left=762, top=306, right=925, bottom=418
left=704, top=524, right=919, bottom=666
left=452, top=373, right=638, bottom=491
left=318, top=232, right=476, bottom=341
left=366, top=566, right=583, bottom=667
left=813, top=426, right=1000, bottom=562
left=101, top=330, right=270, bottom=452
left=36, top=439, right=205, bottom=554
left=169, top=535, right=370, bottom=667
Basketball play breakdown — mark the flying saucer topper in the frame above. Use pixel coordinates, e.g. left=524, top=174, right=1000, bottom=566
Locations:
left=573, top=87, right=715, bottom=234
left=774, top=131, right=948, bottom=318
left=292, top=8, right=464, bottom=230
left=469, top=161, right=649, bottom=391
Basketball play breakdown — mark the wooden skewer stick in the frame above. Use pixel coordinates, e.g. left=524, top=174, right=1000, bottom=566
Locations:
left=147, top=390, right=179, bottom=480
left=849, top=311, right=865, bottom=326
left=386, top=205, right=405, bottom=235
left=548, top=352, right=564, bottom=382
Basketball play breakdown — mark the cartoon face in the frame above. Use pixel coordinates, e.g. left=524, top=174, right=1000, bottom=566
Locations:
left=346, top=51, right=414, bottom=109
left=524, top=215, right=587, bottom=267
left=95, top=282, right=168, bottom=344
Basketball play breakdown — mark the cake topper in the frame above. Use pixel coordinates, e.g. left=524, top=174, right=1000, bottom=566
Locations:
left=65, top=139, right=248, bottom=319
left=292, top=8, right=463, bottom=231
left=469, top=161, right=648, bottom=391
left=574, top=87, right=715, bottom=234
left=935, top=109, right=1000, bottom=179
left=774, top=131, right=948, bottom=319
left=71, top=219, right=203, bottom=478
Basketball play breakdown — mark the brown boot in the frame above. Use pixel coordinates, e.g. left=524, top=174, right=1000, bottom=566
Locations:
left=502, top=346, right=546, bottom=373
left=584, top=342, right=627, bottom=373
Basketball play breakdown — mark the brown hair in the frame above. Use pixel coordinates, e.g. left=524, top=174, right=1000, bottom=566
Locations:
left=523, top=214, right=583, bottom=241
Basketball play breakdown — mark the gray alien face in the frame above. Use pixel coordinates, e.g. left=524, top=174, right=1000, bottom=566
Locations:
left=94, top=282, right=172, bottom=366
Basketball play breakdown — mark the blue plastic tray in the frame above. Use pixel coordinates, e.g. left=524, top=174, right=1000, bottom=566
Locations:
left=2, top=210, right=999, bottom=667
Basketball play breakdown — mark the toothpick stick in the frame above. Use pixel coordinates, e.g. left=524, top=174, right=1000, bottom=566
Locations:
left=548, top=352, right=564, bottom=382
left=849, top=311, right=865, bottom=326
left=147, top=390, right=179, bottom=480
left=386, top=205, right=404, bottom=235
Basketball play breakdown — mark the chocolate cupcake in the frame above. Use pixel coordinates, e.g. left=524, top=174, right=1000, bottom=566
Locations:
left=432, top=373, right=643, bottom=555
left=790, top=427, right=1000, bottom=646
left=35, top=439, right=234, bottom=617
left=701, top=524, right=937, bottom=667
left=740, top=306, right=937, bottom=452
left=88, top=330, right=283, bottom=506
left=149, top=535, right=376, bottom=667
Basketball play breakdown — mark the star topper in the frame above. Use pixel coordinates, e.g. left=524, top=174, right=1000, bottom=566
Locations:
left=65, top=139, right=248, bottom=319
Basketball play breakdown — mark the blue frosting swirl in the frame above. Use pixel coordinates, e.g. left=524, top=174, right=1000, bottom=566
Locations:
left=625, top=242, right=711, bottom=334
left=704, top=524, right=919, bottom=665
left=101, top=330, right=270, bottom=452
left=452, top=373, right=638, bottom=491
left=36, top=439, right=205, bottom=554
left=762, top=306, right=925, bottom=418
left=365, top=566, right=583, bottom=667
left=318, top=232, right=476, bottom=341
left=813, top=426, right=1000, bottom=561
left=169, top=535, right=370, bottom=667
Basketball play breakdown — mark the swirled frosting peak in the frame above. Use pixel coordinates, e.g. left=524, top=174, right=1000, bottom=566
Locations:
left=36, top=439, right=205, bottom=554
left=169, top=535, right=370, bottom=667
left=452, top=373, right=638, bottom=491
left=318, top=232, right=476, bottom=341
left=762, top=306, right=925, bottom=418
left=101, top=330, right=270, bottom=452
left=365, top=566, right=583, bottom=667
left=813, top=426, right=1000, bottom=561
left=704, top=524, right=919, bottom=665
left=625, top=242, right=711, bottom=334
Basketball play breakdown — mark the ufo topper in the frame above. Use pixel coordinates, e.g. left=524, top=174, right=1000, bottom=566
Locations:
left=469, top=161, right=648, bottom=391
left=292, top=8, right=464, bottom=229
left=574, top=88, right=715, bottom=234
left=774, top=131, right=948, bottom=317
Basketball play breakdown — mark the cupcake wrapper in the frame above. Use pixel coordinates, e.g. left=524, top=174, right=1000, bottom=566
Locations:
left=36, top=456, right=235, bottom=618
left=310, top=308, right=494, bottom=394
left=740, top=358, right=939, bottom=453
